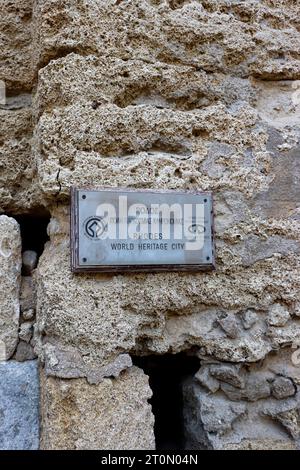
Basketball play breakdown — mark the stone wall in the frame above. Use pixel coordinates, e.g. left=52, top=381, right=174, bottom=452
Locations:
left=0, top=0, right=300, bottom=450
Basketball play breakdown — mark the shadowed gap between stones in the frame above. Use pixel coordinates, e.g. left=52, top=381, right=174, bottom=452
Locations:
left=132, top=353, right=200, bottom=450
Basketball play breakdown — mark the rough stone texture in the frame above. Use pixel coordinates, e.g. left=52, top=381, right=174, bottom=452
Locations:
left=13, top=340, right=36, bottom=362
left=19, top=321, right=33, bottom=343
left=195, top=364, right=219, bottom=393
left=217, top=314, right=240, bottom=339
left=32, top=0, right=300, bottom=450
left=36, top=206, right=300, bottom=371
left=0, top=0, right=34, bottom=92
left=0, top=360, right=39, bottom=450
left=183, top=350, right=300, bottom=449
left=0, top=106, right=40, bottom=213
left=210, top=364, right=244, bottom=389
left=33, top=0, right=300, bottom=385
left=33, top=0, right=300, bottom=80
left=224, top=440, right=297, bottom=450
left=20, top=276, right=36, bottom=313
left=221, top=376, right=271, bottom=402
left=272, top=377, right=296, bottom=400
left=0, top=216, right=21, bottom=360
left=267, top=303, right=291, bottom=327
left=0, top=0, right=43, bottom=212
left=40, top=366, right=155, bottom=450
left=43, top=346, right=133, bottom=384
left=242, top=310, right=258, bottom=330
left=262, top=399, right=300, bottom=440
left=183, top=351, right=300, bottom=450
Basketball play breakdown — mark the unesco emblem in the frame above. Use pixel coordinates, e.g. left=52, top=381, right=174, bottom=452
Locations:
left=84, top=216, right=105, bottom=240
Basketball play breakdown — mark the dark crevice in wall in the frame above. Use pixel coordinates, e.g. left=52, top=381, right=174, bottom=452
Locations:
left=132, top=353, right=200, bottom=450
left=13, top=209, right=51, bottom=257
left=37, top=46, right=97, bottom=71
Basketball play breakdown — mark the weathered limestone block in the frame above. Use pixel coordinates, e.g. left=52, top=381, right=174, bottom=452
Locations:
left=36, top=100, right=272, bottom=201
left=0, top=216, right=21, bottom=360
left=40, top=366, right=155, bottom=450
left=0, top=0, right=297, bottom=453
left=0, top=107, right=40, bottom=213
left=33, top=57, right=300, bottom=381
left=0, top=0, right=34, bottom=92
left=0, top=360, right=39, bottom=450
left=33, top=0, right=300, bottom=79
left=34, top=68, right=300, bottom=373
left=37, top=248, right=293, bottom=365
left=35, top=53, right=255, bottom=116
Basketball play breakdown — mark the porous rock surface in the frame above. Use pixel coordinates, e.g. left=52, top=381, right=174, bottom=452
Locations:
left=0, top=216, right=21, bottom=360
left=40, top=366, right=155, bottom=450
left=184, top=349, right=300, bottom=449
left=34, top=0, right=300, bottom=450
left=0, top=0, right=34, bottom=93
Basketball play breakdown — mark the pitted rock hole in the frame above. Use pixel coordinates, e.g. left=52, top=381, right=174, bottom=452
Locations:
left=132, top=353, right=200, bottom=450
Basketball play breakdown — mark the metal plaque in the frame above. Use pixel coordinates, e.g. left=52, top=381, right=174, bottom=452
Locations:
left=71, top=188, right=215, bottom=273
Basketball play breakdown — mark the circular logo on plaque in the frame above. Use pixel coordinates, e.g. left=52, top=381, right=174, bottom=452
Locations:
left=188, top=223, right=205, bottom=235
left=84, top=217, right=105, bottom=240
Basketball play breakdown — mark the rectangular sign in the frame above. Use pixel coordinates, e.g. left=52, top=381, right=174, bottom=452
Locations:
left=71, top=188, right=215, bottom=273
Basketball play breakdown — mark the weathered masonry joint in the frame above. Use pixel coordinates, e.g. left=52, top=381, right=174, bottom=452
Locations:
left=0, top=0, right=300, bottom=451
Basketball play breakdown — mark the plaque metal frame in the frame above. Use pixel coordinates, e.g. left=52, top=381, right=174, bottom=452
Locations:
left=71, top=187, right=215, bottom=273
